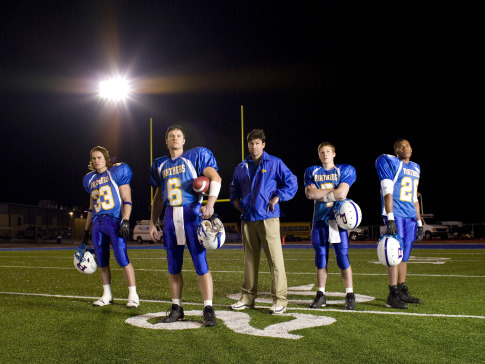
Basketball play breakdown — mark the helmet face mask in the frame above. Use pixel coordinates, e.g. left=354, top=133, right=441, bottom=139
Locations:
left=377, top=234, right=403, bottom=266
left=334, top=199, right=362, bottom=230
left=74, top=243, right=98, bottom=274
left=197, top=216, right=225, bottom=250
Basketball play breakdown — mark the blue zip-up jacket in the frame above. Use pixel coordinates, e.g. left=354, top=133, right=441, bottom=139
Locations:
left=229, top=151, right=298, bottom=221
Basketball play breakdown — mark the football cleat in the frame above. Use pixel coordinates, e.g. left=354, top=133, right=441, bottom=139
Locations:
left=197, top=214, right=226, bottom=250
left=162, top=304, right=185, bottom=323
left=377, top=234, right=404, bottom=267
left=309, top=291, right=326, bottom=308
left=230, top=301, right=254, bottom=310
left=397, top=283, right=422, bottom=304
left=93, top=296, right=114, bottom=306
left=126, top=294, right=140, bottom=308
left=386, top=285, right=408, bottom=309
left=269, top=304, right=287, bottom=315
left=345, top=293, right=356, bottom=310
left=333, top=199, right=362, bottom=230
left=203, top=305, right=217, bottom=327
left=74, top=242, right=98, bottom=274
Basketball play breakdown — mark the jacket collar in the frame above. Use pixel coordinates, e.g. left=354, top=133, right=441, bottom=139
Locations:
left=245, top=150, right=269, bottom=164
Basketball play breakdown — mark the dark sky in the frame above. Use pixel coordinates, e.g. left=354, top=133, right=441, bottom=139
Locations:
left=0, top=1, right=481, bottom=225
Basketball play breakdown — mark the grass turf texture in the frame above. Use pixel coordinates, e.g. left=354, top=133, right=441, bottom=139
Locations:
left=0, top=246, right=484, bottom=363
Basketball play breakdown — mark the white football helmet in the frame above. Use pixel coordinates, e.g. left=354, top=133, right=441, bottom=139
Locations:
left=197, top=216, right=225, bottom=250
left=334, top=199, right=362, bottom=230
left=377, top=234, right=403, bottom=266
left=74, top=243, right=98, bottom=274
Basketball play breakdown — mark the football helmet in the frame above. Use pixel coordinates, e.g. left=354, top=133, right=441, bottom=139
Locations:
left=74, top=243, right=98, bottom=274
left=197, top=215, right=225, bottom=250
left=377, top=234, right=404, bottom=266
left=333, top=199, right=362, bottom=230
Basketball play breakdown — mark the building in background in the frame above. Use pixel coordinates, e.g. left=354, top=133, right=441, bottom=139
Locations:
left=0, top=202, right=86, bottom=241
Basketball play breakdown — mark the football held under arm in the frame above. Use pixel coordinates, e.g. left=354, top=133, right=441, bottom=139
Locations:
left=203, top=166, right=222, bottom=198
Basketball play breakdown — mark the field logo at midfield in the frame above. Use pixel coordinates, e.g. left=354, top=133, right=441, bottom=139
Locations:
left=125, top=284, right=376, bottom=339
left=126, top=311, right=335, bottom=339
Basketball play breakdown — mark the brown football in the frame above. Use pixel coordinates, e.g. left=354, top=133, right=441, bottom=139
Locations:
left=192, top=176, right=210, bottom=194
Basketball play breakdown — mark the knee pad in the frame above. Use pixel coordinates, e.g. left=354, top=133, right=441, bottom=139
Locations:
left=166, top=245, right=184, bottom=274
left=112, top=239, right=130, bottom=268
left=402, top=241, right=413, bottom=262
left=336, top=253, right=350, bottom=270
left=314, top=252, right=328, bottom=270
left=188, top=242, right=209, bottom=275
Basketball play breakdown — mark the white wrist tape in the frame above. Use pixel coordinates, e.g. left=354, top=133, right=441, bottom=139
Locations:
left=417, top=220, right=422, bottom=226
left=387, top=212, right=394, bottom=220
left=209, top=181, right=221, bottom=198
left=323, top=191, right=336, bottom=202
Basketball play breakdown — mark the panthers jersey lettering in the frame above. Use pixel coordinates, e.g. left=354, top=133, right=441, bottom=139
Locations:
left=304, top=164, right=356, bottom=222
left=83, top=163, right=133, bottom=220
left=375, top=154, right=420, bottom=219
left=150, top=147, right=218, bottom=207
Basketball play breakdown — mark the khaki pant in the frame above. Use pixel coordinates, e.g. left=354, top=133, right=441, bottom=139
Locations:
left=239, top=218, right=288, bottom=306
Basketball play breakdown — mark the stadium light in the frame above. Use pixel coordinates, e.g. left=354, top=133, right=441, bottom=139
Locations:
left=98, top=77, right=131, bottom=101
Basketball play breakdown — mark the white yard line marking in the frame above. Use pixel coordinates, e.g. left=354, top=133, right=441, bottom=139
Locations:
left=0, top=291, right=484, bottom=319
left=0, top=265, right=484, bottom=278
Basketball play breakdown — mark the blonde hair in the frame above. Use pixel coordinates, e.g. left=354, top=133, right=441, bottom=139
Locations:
left=317, top=142, right=335, bottom=153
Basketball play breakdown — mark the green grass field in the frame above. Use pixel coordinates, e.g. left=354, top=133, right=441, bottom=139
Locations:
left=1, top=244, right=484, bottom=363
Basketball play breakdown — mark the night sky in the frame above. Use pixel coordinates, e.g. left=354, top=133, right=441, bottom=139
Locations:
left=0, top=1, right=481, bottom=226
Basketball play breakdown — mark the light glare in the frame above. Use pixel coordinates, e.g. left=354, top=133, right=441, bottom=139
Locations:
left=98, top=77, right=130, bottom=101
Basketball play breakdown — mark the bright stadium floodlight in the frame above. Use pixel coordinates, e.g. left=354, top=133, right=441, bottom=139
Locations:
left=98, top=77, right=131, bottom=101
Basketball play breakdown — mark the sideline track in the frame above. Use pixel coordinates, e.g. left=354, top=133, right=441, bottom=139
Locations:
left=1, top=240, right=484, bottom=251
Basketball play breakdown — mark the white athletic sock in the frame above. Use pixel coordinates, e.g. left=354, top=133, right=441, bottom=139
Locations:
left=204, top=300, right=213, bottom=307
left=102, top=284, right=112, bottom=298
left=345, top=287, right=354, bottom=294
left=318, top=287, right=325, bottom=293
left=128, top=286, right=137, bottom=299
left=172, top=299, right=182, bottom=306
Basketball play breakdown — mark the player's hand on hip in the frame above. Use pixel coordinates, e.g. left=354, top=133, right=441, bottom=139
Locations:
left=266, top=196, right=280, bottom=212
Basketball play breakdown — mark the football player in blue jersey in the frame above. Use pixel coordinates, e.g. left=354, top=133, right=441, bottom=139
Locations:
left=376, top=139, right=424, bottom=309
left=304, top=142, right=357, bottom=310
left=149, top=125, right=222, bottom=326
left=229, top=129, right=298, bottom=315
left=82, top=146, right=139, bottom=308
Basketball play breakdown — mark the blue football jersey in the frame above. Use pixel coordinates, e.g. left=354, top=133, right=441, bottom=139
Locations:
left=375, top=154, right=420, bottom=219
left=83, top=163, right=133, bottom=221
left=304, top=164, right=357, bottom=221
left=150, top=147, right=218, bottom=207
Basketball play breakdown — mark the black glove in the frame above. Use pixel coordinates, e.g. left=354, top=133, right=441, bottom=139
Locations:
left=386, top=219, right=398, bottom=235
left=416, top=226, right=424, bottom=242
left=119, top=219, right=130, bottom=238
left=82, top=230, right=90, bottom=245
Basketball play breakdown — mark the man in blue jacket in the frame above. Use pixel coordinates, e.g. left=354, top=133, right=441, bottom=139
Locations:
left=229, top=129, right=298, bottom=314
